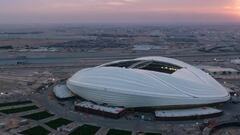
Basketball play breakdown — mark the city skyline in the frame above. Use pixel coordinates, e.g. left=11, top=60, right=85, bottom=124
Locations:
left=0, top=0, right=240, bottom=24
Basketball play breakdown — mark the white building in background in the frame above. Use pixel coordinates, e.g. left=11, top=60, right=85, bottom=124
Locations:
left=231, top=59, right=240, bottom=65
left=132, top=44, right=168, bottom=51
left=67, top=56, right=230, bottom=108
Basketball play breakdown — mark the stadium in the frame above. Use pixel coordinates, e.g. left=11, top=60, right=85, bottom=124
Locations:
left=67, top=56, right=230, bottom=108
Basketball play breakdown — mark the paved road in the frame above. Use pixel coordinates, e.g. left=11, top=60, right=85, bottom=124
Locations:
left=30, top=86, right=203, bottom=133
left=0, top=52, right=239, bottom=65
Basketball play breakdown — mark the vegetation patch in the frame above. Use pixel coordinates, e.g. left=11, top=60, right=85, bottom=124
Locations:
left=45, top=118, right=72, bottom=129
left=19, top=126, right=50, bottom=135
left=69, top=124, right=100, bottom=135
left=107, top=129, right=132, bottom=135
left=0, top=100, right=32, bottom=108
left=145, top=133, right=162, bottom=135
left=22, top=111, right=54, bottom=120
left=0, top=105, right=38, bottom=114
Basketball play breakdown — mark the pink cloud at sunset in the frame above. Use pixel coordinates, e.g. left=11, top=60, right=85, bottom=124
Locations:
left=0, top=0, right=240, bottom=24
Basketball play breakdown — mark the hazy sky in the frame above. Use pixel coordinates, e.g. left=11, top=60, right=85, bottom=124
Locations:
left=0, top=0, right=240, bottom=24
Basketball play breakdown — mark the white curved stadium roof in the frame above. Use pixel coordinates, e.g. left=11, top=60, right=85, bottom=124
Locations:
left=67, top=56, right=230, bottom=108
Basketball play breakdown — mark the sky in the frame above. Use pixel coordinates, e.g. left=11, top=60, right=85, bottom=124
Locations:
left=0, top=0, right=240, bottom=24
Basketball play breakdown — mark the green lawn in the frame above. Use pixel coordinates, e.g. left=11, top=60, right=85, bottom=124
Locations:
left=107, top=129, right=132, bottom=135
left=69, top=124, right=100, bottom=135
left=0, top=101, right=32, bottom=107
left=45, top=118, right=72, bottom=129
left=19, top=126, right=50, bottom=135
left=0, top=105, right=38, bottom=114
left=22, top=111, right=54, bottom=120
left=145, top=133, right=162, bottom=135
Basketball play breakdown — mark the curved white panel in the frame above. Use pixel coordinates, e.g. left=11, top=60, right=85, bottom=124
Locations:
left=67, top=56, right=230, bottom=108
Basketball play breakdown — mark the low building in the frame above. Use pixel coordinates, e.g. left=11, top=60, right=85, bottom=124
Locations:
left=231, top=59, right=240, bottom=65
left=53, top=85, right=75, bottom=99
left=199, top=66, right=240, bottom=79
left=155, top=107, right=223, bottom=120
left=75, top=101, right=126, bottom=119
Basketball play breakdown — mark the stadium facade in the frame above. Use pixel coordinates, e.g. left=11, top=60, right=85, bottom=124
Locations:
left=67, top=56, right=230, bottom=108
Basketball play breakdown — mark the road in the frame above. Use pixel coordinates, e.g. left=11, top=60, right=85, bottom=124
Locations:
left=0, top=52, right=239, bottom=65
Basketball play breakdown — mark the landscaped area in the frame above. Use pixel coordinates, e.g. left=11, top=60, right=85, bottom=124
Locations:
left=69, top=124, right=100, bottom=135
left=0, top=105, right=39, bottom=114
left=107, top=129, right=132, bottom=135
left=0, top=100, right=32, bottom=107
left=145, top=133, right=162, bottom=135
left=22, top=111, right=54, bottom=120
left=19, top=126, right=50, bottom=135
left=45, top=118, right=72, bottom=129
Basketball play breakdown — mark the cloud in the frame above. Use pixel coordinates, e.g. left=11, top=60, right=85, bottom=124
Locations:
left=223, top=0, right=240, bottom=15
left=105, top=0, right=137, bottom=6
left=106, top=1, right=125, bottom=6
left=0, top=0, right=239, bottom=24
